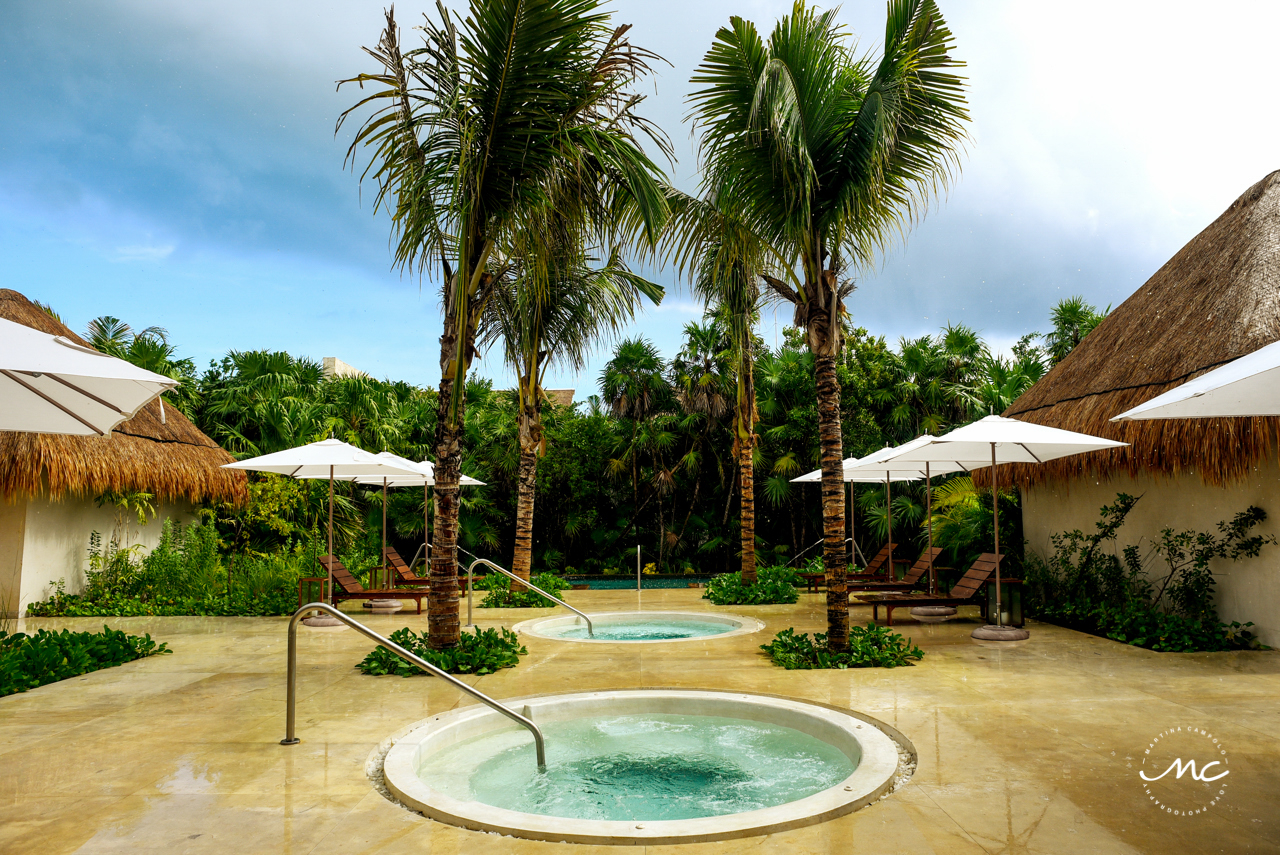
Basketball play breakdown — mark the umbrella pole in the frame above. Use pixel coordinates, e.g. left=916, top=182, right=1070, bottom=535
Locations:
left=382, top=478, right=388, bottom=589
left=885, top=473, right=892, bottom=577
left=992, top=442, right=1002, bottom=627
left=424, top=484, right=430, bottom=568
left=926, top=462, right=935, bottom=595
left=848, top=481, right=855, bottom=569
left=328, top=466, right=334, bottom=605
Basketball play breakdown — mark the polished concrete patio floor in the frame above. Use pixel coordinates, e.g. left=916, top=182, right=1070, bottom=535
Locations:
left=2, top=588, right=1278, bottom=854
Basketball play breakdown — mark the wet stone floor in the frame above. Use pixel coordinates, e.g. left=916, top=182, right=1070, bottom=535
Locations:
left=2, top=588, right=1278, bottom=853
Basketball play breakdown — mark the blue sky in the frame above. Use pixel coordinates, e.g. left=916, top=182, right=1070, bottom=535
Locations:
left=4, top=0, right=1279, bottom=397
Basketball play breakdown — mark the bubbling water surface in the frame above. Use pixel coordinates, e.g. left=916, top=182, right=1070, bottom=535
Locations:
left=416, top=714, right=856, bottom=821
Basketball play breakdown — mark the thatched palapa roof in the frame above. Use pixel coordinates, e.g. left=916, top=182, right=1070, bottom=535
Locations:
left=0, top=289, right=246, bottom=504
left=1005, top=170, right=1280, bottom=488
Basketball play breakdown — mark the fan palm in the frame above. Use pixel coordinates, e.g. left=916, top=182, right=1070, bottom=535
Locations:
left=480, top=248, right=662, bottom=580
left=687, top=0, right=968, bottom=643
left=340, top=1, right=670, bottom=647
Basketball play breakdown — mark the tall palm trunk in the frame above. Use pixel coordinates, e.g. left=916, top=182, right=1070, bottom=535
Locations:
left=736, top=360, right=757, bottom=584
left=804, top=266, right=848, bottom=646
left=512, top=378, right=542, bottom=582
left=814, top=352, right=847, bottom=644
left=429, top=282, right=476, bottom=650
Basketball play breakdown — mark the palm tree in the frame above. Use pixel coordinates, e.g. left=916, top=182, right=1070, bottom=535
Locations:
left=665, top=198, right=770, bottom=583
left=1043, top=296, right=1108, bottom=366
left=687, top=0, right=968, bottom=644
left=340, top=2, right=670, bottom=648
left=480, top=250, right=661, bottom=580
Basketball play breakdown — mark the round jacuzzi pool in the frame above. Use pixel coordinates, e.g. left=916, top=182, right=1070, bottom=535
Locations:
left=381, top=689, right=906, bottom=844
left=512, top=611, right=763, bottom=643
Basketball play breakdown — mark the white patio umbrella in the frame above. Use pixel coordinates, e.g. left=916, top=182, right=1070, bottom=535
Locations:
left=351, top=454, right=485, bottom=584
left=0, top=317, right=178, bottom=436
left=222, top=439, right=423, bottom=615
left=792, top=450, right=940, bottom=573
left=888, top=416, right=1128, bottom=640
left=842, top=437, right=981, bottom=595
left=1111, top=339, right=1280, bottom=420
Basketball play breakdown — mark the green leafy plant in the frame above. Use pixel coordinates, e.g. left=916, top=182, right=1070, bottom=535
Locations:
left=1024, top=494, right=1274, bottom=652
left=357, top=626, right=526, bottom=676
left=0, top=626, right=170, bottom=697
left=703, top=565, right=800, bottom=605
left=761, top=624, right=924, bottom=669
left=477, top=573, right=571, bottom=608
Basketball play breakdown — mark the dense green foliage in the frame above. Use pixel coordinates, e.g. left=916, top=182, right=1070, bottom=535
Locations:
left=1025, top=494, right=1274, bottom=651
left=761, top=625, right=924, bottom=669
left=27, top=517, right=322, bottom=617
left=356, top=626, right=527, bottom=676
left=475, top=573, right=572, bottom=608
left=703, top=565, right=802, bottom=605
left=0, top=626, right=170, bottom=697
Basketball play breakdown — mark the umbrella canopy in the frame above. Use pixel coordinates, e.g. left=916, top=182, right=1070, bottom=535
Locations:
left=222, top=440, right=424, bottom=606
left=887, top=416, right=1129, bottom=466
left=353, top=457, right=486, bottom=487
left=1111, top=339, right=1280, bottom=420
left=888, top=416, right=1127, bottom=637
left=221, top=438, right=422, bottom=480
left=0, top=316, right=178, bottom=436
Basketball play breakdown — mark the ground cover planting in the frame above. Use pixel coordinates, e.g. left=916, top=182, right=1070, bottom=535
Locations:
left=0, top=626, right=170, bottom=697
left=760, top=624, right=925, bottom=670
left=356, top=626, right=527, bottom=676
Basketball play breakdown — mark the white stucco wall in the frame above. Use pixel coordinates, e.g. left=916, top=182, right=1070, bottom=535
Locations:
left=0, top=495, right=196, bottom=616
left=1023, top=455, right=1280, bottom=647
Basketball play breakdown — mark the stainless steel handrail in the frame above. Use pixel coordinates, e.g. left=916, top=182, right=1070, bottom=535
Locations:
left=280, top=603, right=546, bottom=768
left=787, top=536, right=867, bottom=568
left=465, top=558, right=593, bottom=638
left=408, top=541, right=429, bottom=573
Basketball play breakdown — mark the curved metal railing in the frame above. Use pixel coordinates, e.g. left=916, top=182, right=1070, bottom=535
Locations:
left=465, top=558, right=593, bottom=638
left=280, top=603, right=546, bottom=768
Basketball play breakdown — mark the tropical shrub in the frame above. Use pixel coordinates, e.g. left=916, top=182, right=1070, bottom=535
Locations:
left=477, top=573, right=571, bottom=608
left=761, top=624, right=924, bottom=669
left=0, top=626, right=170, bottom=697
left=357, top=626, right=526, bottom=676
left=1024, top=494, right=1274, bottom=651
left=703, top=565, right=801, bottom=605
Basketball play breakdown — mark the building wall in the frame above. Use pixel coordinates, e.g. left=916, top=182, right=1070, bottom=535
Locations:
left=1023, top=454, right=1280, bottom=647
left=1, top=495, right=196, bottom=616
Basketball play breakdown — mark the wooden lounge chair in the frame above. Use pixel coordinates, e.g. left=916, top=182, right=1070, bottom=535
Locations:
left=384, top=546, right=476, bottom=593
left=855, top=553, right=1002, bottom=626
left=384, top=547, right=428, bottom=586
left=319, top=554, right=427, bottom=614
left=851, top=543, right=895, bottom=577
left=848, top=548, right=950, bottom=593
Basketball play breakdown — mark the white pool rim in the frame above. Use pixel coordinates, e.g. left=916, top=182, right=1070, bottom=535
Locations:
left=382, top=689, right=905, bottom=845
left=511, top=610, right=764, bottom=644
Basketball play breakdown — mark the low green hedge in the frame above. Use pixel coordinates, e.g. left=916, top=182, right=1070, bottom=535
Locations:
left=477, top=573, right=571, bottom=608
left=357, top=626, right=527, bottom=676
left=702, top=566, right=801, bottom=605
left=0, top=626, right=171, bottom=697
left=26, top=589, right=297, bottom=618
left=761, top=624, right=924, bottom=669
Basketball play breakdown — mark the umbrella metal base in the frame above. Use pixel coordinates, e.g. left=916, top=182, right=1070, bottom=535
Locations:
left=302, top=614, right=345, bottom=628
left=971, top=624, right=1029, bottom=641
left=362, top=600, right=404, bottom=612
left=910, top=606, right=957, bottom=623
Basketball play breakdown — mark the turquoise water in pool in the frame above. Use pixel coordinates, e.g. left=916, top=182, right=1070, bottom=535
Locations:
left=545, top=619, right=733, bottom=641
left=416, top=714, right=856, bottom=821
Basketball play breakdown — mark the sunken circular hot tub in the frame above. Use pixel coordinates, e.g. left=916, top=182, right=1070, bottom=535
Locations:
left=381, top=689, right=907, bottom=844
left=512, top=611, right=763, bottom=643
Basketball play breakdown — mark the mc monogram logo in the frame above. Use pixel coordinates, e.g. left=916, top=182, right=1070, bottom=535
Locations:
left=1138, top=727, right=1229, bottom=817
